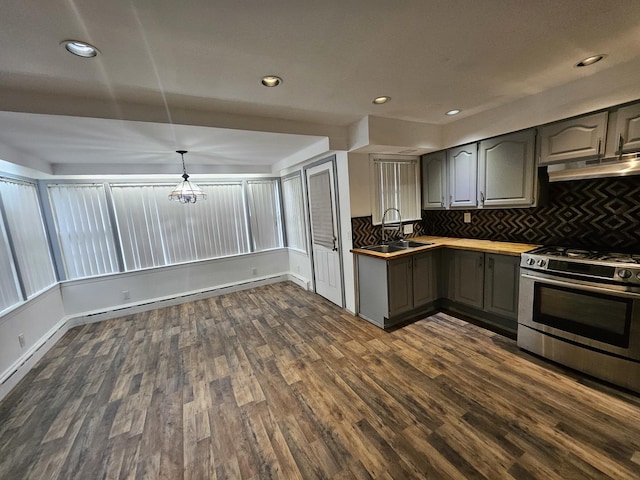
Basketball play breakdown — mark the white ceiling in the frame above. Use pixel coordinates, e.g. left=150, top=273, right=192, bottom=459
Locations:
left=2, top=0, right=640, bottom=175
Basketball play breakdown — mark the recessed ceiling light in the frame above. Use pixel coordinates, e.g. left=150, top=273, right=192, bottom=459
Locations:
left=261, top=75, right=282, bottom=87
left=373, top=96, right=391, bottom=105
left=575, top=54, right=606, bottom=67
left=61, top=40, right=100, bottom=58
left=446, top=109, right=461, bottom=116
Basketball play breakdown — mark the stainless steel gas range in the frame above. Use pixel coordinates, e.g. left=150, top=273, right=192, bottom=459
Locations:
left=518, top=246, right=640, bottom=393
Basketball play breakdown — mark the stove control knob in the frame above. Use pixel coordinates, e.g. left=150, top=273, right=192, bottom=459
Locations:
left=537, top=259, right=546, bottom=267
left=618, top=269, right=632, bottom=279
left=526, top=258, right=535, bottom=265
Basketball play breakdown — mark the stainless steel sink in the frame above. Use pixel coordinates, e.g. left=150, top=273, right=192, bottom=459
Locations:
left=360, top=244, right=407, bottom=253
left=389, top=240, right=434, bottom=248
left=360, top=240, right=433, bottom=253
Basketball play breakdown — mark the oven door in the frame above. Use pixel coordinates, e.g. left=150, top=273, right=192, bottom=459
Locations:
left=519, top=270, right=640, bottom=361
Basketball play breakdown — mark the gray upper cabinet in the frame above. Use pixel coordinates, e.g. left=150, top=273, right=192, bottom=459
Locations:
left=538, top=112, right=607, bottom=165
left=614, top=103, right=640, bottom=154
left=421, top=151, right=447, bottom=209
left=478, top=130, right=536, bottom=208
left=483, top=254, right=519, bottom=320
left=448, top=143, right=477, bottom=208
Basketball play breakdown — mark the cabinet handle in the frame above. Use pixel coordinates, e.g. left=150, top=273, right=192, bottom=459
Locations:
left=597, top=138, right=602, bottom=156
left=441, top=196, right=444, bottom=207
left=450, top=195, right=453, bottom=204
left=478, top=257, right=483, bottom=269
left=488, top=258, right=494, bottom=269
left=480, top=191, right=485, bottom=204
left=618, top=134, right=624, bottom=158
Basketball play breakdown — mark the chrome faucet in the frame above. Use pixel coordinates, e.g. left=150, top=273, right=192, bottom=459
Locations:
left=381, top=207, right=403, bottom=244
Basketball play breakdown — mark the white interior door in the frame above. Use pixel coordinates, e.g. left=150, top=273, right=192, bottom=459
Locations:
left=306, top=161, right=343, bottom=307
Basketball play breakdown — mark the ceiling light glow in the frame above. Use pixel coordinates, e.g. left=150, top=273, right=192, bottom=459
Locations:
left=446, top=109, right=461, bottom=116
left=261, top=75, right=282, bottom=87
left=575, top=54, right=606, bottom=67
left=61, top=40, right=100, bottom=58
left=373, top=96, right=391, bottom=105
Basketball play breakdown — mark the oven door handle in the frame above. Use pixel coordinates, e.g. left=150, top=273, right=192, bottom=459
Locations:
left=521, top=273, right=640, bottom=299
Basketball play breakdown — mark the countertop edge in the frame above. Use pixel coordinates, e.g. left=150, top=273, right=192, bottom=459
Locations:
left=351, top=236, right=539, bottom=259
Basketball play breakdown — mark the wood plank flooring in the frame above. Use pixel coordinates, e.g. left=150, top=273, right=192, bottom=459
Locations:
left=1, top=281, right=640, bottom=479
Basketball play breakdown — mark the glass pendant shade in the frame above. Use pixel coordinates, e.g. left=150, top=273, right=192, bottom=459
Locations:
left=168, top=150, right=207, bottom=204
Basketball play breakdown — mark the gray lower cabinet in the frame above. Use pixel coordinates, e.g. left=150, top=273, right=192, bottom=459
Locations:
left=387, top=256, right=413, bottom=317
left=413, top=251, right=438, bottom=307
left=357, top=251, right=438, bottom=328
left=451, top=250, right=484, bottom=309
left=484, top=253, right=519, bottom=320
left=357, top=249, right=519, bottom=331
left=445, top=250, right=520, bottom=330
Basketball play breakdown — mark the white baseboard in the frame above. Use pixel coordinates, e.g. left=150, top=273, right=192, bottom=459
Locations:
left=0, top=274, right=310, bottom=402
left=286, top=272, right=311, bottom=290
left=0, top=317, right=69, bottom=401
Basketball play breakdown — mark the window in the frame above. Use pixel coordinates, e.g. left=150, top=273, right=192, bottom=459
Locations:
left=281, top=174, right=307, bottom=252
left=111, top=183, right=250, bottom=270
left=0, top=219, right=20, bottom=313
left=246, top=180, right=284, bottom=251
left=47, top=184, right=119, bottom=280
left=371, top=156, right=421, bottom=225
left=0, top=179, right=56, bottom=297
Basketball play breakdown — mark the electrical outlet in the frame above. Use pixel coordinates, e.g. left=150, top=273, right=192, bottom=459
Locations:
left=122, top=290, right=130, bottom=301
left=251, top=267, right=257, bottom=276
left=18, top=333, right=25, bottom=348
left=463, top=212, right=472, bottom=224
left=403, top=224, right=414, bottom=235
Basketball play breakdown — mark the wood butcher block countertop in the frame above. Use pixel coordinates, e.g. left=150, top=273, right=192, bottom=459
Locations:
left=351, top=236, right=539, bottom=259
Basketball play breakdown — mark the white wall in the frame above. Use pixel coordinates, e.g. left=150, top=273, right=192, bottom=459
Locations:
left=0, top=285, right=66, bottom=399
left=61, top=249, right=290, bottom=316
left=334, top=151, right=355, bottom=313
left=288, top=249, right=313, bottom=289
left=348, top=152, right=371, bottom=218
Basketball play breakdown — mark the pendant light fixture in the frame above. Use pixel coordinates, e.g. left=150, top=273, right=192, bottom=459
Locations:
left=168, top=150, right=207, bottom=204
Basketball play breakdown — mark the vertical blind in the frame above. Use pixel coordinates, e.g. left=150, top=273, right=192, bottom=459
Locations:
left=282, top=175, right=306, bottom=251
left=48, top=184, right=119, bottom=280
left=0, top=219, right=21, bottom=313
left=246, top=180, right=284, bottom=251
left=0, top=179, right=56, bottom=297
left=0, top=173, right=295, bottom=316
left=372, top=159, right=420, bottom=224
left=111, top=183, right=251, bottom=271
left=308, top=171, right=334, bottom=249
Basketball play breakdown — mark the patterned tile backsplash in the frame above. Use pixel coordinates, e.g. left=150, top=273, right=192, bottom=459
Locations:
left=423, top=176, right=640, bottom=251
left=351, top=217, right=426, bottom=248
left=351, top=176, right=640, bottom=251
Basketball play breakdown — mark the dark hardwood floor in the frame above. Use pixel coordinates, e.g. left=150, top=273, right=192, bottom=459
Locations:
left=1, top=281, right=640, bottom=479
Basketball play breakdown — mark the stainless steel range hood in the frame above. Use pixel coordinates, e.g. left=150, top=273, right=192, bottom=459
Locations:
left=547, top=153, right=640, bottom=182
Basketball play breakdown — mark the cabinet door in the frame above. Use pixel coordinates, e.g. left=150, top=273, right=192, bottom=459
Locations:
left=413, top=251, right=437, bottom=307
left=387, top=257, right=413, bottom=317
left=421, top=151, right=447, bottom=209
left=452, top=250, right=484, bottom=309
left=614, top=103, right=640, bottom=153
left=539, top=112, right=607, bottom=165
left=484, top=254, right=520, bottom=320
left=448, top=143, right=477, bottom=208
left=478, top=130, right=536, bottom=208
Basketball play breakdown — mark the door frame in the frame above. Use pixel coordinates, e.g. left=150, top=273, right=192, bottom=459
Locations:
left=303, top=155, right=345, bottom=308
